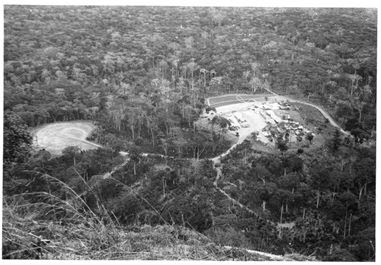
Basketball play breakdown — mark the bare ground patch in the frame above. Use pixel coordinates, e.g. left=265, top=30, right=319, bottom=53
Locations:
left=32, top=121, right=101, bottom=155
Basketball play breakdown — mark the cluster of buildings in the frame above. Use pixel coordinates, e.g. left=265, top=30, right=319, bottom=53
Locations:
left=200, top=99, right=314, bottom=144
left=249, top=101, right=313, bottom=143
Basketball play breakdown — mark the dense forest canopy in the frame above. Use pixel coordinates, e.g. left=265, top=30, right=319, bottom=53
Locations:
left=4, top=6, right=377, bottom=137
left=3, top=6, right=376, bottom=261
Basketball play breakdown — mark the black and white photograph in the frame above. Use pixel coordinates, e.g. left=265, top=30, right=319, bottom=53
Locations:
left=2, top=0, right=377, bottom=261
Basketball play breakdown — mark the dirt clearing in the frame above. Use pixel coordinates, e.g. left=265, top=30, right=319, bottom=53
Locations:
left=205, top=93, right=320, bottom=149
left=32, top=121, right=101, bottom=155
left=215, top=101, right=272, bottom=145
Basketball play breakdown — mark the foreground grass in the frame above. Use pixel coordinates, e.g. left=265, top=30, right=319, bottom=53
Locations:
left=2, top=174, right=313, bottom=260
left=3, top=203, right=301, bottom=260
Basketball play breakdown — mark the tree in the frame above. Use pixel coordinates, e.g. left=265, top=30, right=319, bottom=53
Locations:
left=62, top=146, right=81, bottom=166
left=3, top=111, right=32, bottom=164
left=108, top=192, right=143, bottom=225
left=327, top=129, right=341, bottom=153
left=200, top=68, right=208, bottom=94
left=187, top=59, right=199, bottom=106
left=305, top=132, right=314, bottom=144
left=353, top=157, right=375, bottom=201
left=284, top=154, right=304, bottom=173
left=129, top=145, right=142, bottom=176
left=126, top=105, right=142, bottom=140
left=276, top=135, right=288, bottom=155
left=257, top=182, right=277, bottom=212
left=338, top=191, right=357, bottom=238
left=211, top=115, right=231, bottom=134
left=310, top=165, right=334, bottom=208
left=171, top=128, right=187, bottom=158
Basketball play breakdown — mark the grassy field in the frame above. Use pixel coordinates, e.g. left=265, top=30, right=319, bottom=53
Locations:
left=283, top=103, right=337, bottom=150
left=291, top=102, right=337, bottom=136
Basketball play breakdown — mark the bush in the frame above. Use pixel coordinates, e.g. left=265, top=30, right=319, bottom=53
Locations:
left=107, top=192, right=144, bottom=225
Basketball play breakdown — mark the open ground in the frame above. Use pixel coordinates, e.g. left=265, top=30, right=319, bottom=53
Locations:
left=206, top=93, right=306, bottom=148
left=32, top=121, right=102, bottom=155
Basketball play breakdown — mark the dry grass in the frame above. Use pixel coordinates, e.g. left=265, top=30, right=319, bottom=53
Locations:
left=2, top=173, right=119, bottom=259
left=3, top=174, right=305, bottom=260
left=3, top=203, right=284, bottom=260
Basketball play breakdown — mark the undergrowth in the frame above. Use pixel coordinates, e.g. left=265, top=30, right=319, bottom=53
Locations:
left=2, top=173, right=291, bottom=260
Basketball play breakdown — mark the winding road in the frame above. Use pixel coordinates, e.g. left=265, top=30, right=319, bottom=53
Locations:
left=86, top=89, right=335, bottom=259
left=39, top=88, right=350, bottom=219
left=206, top=88, right=351, bottom=223
left=34, top=94, right=327, bottom=258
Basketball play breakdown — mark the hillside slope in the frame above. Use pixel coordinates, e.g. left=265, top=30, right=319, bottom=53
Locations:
left=2, top=205, right=315, bottom=261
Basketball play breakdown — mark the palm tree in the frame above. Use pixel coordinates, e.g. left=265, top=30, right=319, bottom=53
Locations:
left=200, top=68, right=209, bottom=95
left=187, top=59, right=199, bottom=106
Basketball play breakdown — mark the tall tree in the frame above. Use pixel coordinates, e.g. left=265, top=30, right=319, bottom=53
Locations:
left=3, top=111, right=32, bottom=165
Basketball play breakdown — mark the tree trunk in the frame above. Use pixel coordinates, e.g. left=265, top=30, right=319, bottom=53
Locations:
left=316, top=191, right=320, bottom=208
left=303, top=230, right=306, bottom=243
left=341, top=160, right=345, bottom=172
left=151, top=128, right=155, bottom=147
left=182, top=213, right=185, bottom=227
left=343, top=210, right=347, bottom=239
left=350, top=80, right=355, bottom=96
left=210, top=211, right=215, bottom=227
left=280, top=204, right=283, bottom=223
left=130, top=125, right=135, bottom=139
left=359, top=184, right=364, bottom=200
left=302, top=208, right=306, bottom=220
left=262, top=200, right=266, bottom=211
left=348, top=213, right=352, bottom=236
left=162, top=177, right=166, bottom=197
left=204, top=74, right=207, bottom=94
left=178, top=146, right=182, bottom=158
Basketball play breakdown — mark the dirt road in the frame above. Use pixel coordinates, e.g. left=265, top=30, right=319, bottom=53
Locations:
left=207, top=89, right=350, bottom=220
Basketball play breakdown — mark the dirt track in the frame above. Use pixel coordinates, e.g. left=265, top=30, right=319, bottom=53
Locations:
left=32, top=121, right=102, bottom=155
left=207, top=91, right=350, bottom=219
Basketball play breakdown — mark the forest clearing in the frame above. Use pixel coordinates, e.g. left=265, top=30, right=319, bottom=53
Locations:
left=32, top=121, right=101, bottom=155
left=204, top=93, right=328, bottom=148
